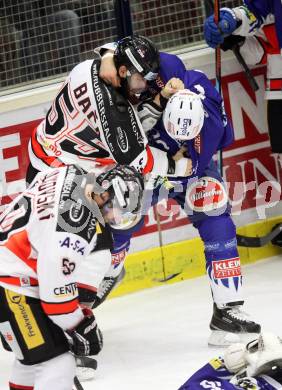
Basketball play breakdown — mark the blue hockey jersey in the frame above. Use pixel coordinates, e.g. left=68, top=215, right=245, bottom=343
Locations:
left=147, top=52, right=234, bottom=178
left=178, top=357, right=282, bottom=389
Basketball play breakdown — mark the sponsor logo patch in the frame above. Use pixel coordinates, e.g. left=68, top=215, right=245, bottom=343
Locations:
left=111, top=249, right=126, bottom=269
left=54, top=282, right=77, bottom=297
left=212, top=257, right=241, bottom=279
left=117, top=127, right=129, bottom=153
left=5, top=291, right=44, bottom=349
left=20, top=277, right=31, bottom=287
left=186, top=176, right=228, bottom=212
left=70, top=200, right=84, bottom=222
left=59, top=236, right=85, bottom=255
left=209, top=357, right=224, bottom=370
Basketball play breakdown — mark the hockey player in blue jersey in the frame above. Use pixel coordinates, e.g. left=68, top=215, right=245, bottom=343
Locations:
left=144, top=87, right=260, bottom=347
left=178, top=332, right=282, bottom=389
left=97, top=45, right=261, bottom=346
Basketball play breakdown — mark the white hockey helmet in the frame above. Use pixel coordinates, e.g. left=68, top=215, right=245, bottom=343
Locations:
left=163, top=89, right=205, bottom=141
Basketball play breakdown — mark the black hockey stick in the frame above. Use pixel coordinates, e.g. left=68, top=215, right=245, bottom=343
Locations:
left=214, top=0, right=223, bottom=176
left=232, top=44, right=259, bottom=92
left=153, top=207, right=181, bottom=282
left=73, top=356, right=98, bottom=390
left=74, top=376, right=84, bottom=390
left=236, top=223, right=282, bottom=247
left=76, top=356, right=98, bottom=370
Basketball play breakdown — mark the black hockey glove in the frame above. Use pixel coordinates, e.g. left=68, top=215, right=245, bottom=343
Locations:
left=67, top=309, right=103, bottom=356
left=220, top=35, right=246, bottom=51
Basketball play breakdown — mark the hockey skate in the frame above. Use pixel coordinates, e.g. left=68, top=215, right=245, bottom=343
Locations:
left=75, top=356, right=98, bottom=383
left=208, top=302, right=261, bottom=347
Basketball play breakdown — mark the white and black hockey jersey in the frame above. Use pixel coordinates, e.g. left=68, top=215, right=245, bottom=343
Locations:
left=233, top=6, right=282, bottom=100
left=0, top=165, right=112, bottom=330
left=28, top=59, right=184, bottom=177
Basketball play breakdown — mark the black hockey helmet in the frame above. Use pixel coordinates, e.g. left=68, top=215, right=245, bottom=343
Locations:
left=114, top=34, right=160, bottom=81
left=94, top=165, right=144, bottom=230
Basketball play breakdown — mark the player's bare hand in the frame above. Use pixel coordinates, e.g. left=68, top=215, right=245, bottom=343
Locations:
left=184, top=158, right=193, bottom=176
left=172, top=146, right=187, bottom=162
left=161, top=77, right=184, bottom=99
left=99, top=51, right=121, bottom=88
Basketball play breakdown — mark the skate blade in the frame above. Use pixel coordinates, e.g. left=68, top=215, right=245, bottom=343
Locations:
left=76, top=366, right=96, bottom=382
left=208, top=330, right=260, bottom=347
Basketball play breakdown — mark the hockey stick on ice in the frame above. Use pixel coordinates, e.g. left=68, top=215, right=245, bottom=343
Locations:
left=236, top=223, right=282, bottom=247
left=153, top=206, right=181, bottom=283
left=74, top=376, right=84, bottom=390
left=76, top=356, right=98, bottom=370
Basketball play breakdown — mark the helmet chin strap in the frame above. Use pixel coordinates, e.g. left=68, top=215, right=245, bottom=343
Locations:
left=118, top=76, right=131, bottom=100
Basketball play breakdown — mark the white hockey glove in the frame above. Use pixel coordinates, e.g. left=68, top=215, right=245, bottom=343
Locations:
left=67, top=308, right=103, bottom=356
left=224, top=342, right=248, bottom=373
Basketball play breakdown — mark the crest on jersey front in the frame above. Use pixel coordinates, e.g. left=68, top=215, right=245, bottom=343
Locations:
left=185, top=176, right=228, bottom=213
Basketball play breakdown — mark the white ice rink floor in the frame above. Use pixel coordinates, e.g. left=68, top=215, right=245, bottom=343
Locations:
left=0, top=255, right=281, bottom=390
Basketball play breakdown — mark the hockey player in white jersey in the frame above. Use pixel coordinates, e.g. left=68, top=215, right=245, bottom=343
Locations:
left=27, top=34, right=190, bottom=185
left=25, top=35, right=191, bottom=343
left=204, top=0, right=282, bottom=164
left=0, top=163, right=143, bottom=390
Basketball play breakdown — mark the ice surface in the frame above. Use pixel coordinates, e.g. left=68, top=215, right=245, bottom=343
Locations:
left=0, top=255, right=281, bottom=390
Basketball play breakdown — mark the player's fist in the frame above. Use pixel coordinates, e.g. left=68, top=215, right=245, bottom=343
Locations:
left=204, top=8, right=238, bottom=48
left=161, top=77, right=184, bottom=99
left=172, top=146, right=187, bottom=162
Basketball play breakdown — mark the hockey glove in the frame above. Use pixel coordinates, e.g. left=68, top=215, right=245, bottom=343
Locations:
left=204, top=8, right=239, bottom=48
left=67, top=309, right=103, bottom=356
